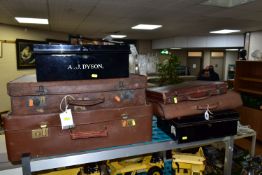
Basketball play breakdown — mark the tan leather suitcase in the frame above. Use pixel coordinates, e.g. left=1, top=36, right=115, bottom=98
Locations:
left=8, top=74, right=147, bottom=115
left=151, top=90, right=242, bottom=119
left=146, top=81, right=227, bottom=104
left=3, top=104, right=152, bottom=162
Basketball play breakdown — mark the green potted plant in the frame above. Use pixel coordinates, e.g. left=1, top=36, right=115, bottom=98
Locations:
left=158, top=54, right=182, bottom=85
left=148, top=53, right=182, bottom=86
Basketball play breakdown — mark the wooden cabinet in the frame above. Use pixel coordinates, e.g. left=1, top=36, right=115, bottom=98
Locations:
left=236, top=106, right=262, bottom=141
left=234, top=61, right=262, bottom=95
left=235, top=61, right=262, bottom=141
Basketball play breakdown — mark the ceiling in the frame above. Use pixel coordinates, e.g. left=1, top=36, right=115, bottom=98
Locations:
left=1, top=0, right=262, bottom=40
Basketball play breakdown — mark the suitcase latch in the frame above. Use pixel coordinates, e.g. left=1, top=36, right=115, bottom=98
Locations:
left=121, top=114, right=136, bottom=127
left=121, top=118, right=136, bottom=127
left=119, top=81, right=125, bottom=89
left=32, top=123, right=49, bottom=139
left=36, top=86, right=47, bottom=95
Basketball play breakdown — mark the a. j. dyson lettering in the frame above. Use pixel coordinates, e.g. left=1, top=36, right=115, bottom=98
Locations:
left=67, top=64, right=104, bottom=70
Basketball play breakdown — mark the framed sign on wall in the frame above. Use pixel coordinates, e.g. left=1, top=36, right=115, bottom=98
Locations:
left=16, top=39, right=44, bottom=69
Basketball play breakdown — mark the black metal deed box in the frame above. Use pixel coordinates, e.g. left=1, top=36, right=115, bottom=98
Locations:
left=157, top=110, right=239, bottom=143
left=34, top=44, right=130, bottom=82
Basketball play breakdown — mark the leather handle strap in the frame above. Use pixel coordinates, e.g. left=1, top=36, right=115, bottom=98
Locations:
left=195, top=102, right=219, bottom=110
left=186, top=91, right=211, bottom=101
left=68, top=98, right=105, bottom=106
left=70, top=128, right=108, bottom=140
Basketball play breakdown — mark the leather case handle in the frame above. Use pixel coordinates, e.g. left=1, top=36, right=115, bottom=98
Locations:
left=68, top=98, right=105, bottom=106
left=195, top=102, right=219, bottom=110
left=186, top=91, right=211, bottom=101
left=70, top=128, right=108, bottom=140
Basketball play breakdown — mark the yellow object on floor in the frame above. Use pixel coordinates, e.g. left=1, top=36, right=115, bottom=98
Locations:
left=36, top=167, right=81, bottom=175
left=79, top=164, right=100, bottom=175
left=107, top=155, right=164, bottom=175
left=172, top=147, right=205, bottom=175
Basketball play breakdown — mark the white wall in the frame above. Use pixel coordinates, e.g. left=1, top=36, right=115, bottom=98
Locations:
left=152, top=35, right=244, bottom=49
left=0, top=24, right=68, bottom=111
left=249, top=31, right=262, bottom=60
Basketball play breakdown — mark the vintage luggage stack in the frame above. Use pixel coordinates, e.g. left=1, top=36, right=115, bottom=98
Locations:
left=4, top=44, right=153, bottom=162
left=146, top=80, right=242, bottom=142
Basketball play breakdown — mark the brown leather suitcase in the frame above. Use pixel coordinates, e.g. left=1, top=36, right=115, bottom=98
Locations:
left=146, top=81, right=227, bottom=104
left=3, top=104, right=152, bottom=162
left=8, top=74, right=147, bottom=115
left=151, top=90, right=242, bottom=119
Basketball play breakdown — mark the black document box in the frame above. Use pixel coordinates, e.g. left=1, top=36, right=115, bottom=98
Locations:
left=34, top=44, right=130, bottom=82
left=157, top=110, right=239, bottom=143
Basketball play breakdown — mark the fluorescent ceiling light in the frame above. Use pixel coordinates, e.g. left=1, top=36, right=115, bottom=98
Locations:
left=132, top=24, right=162, bottom=30
left=226, top=49, right=239, bottom=51
left=201, top=0, right=255, bottom=8
left=210, top=29, right=240, bottom=34
left=15, top=17, right=48, bottom=24
left=110, top=35, right=127, bottom=38
left=170, top=48, right=182, bottom=50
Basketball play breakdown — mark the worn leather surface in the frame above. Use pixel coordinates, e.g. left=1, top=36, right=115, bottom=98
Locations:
left=151, top=90, right=242, bottom=119
left=146, top=81, right=227, bottom=104
left=8, top=74, right=147, bottom=115
left=4, top=104, right=153, bottom=162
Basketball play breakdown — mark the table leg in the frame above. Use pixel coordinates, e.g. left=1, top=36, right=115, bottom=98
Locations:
left=21, top=153, right=31, bottom=175
left=250, top=133, right=257, bottom=156
left=224, top=136, right=234, bottom=175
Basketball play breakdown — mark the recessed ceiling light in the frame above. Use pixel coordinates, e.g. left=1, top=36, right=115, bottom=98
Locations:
left=170, top=48, right=182, bottom=50
left=201, top=0, right=255, bottom=8
left=110, top=35, right=127, bottom=38
left=210, top=29, right=240, bottom=34
left=15, top=17, right=49, bottom=24
left=132, top=24, right=162, bottom=30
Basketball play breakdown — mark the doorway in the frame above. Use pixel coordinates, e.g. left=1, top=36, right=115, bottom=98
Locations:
left=210, top=51, right=225, bottom=80
left=187, top=51, right=203, bottom=76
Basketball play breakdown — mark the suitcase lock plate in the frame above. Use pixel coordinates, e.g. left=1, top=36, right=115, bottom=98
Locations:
left=122, top=119, right=136, bottom=127
left=32, top=123, right=48, bottom=139
left=121, top=114, right=136, bottom=127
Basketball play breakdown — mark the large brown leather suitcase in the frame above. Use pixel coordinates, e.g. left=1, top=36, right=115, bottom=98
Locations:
left=146, top=81, right=227, bottom=104
left=151, top=90, right=242, bottom=119
left=8, top=74, right=147, bottom=115
left=4, top=104, right=152, bottom=162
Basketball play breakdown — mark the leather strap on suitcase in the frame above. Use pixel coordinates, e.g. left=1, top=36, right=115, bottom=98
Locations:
left=4, top=104, right=153, bottom=162
left=146, top=81, right=227, bottom=104
left=151, top=90, right=242, bottom=119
